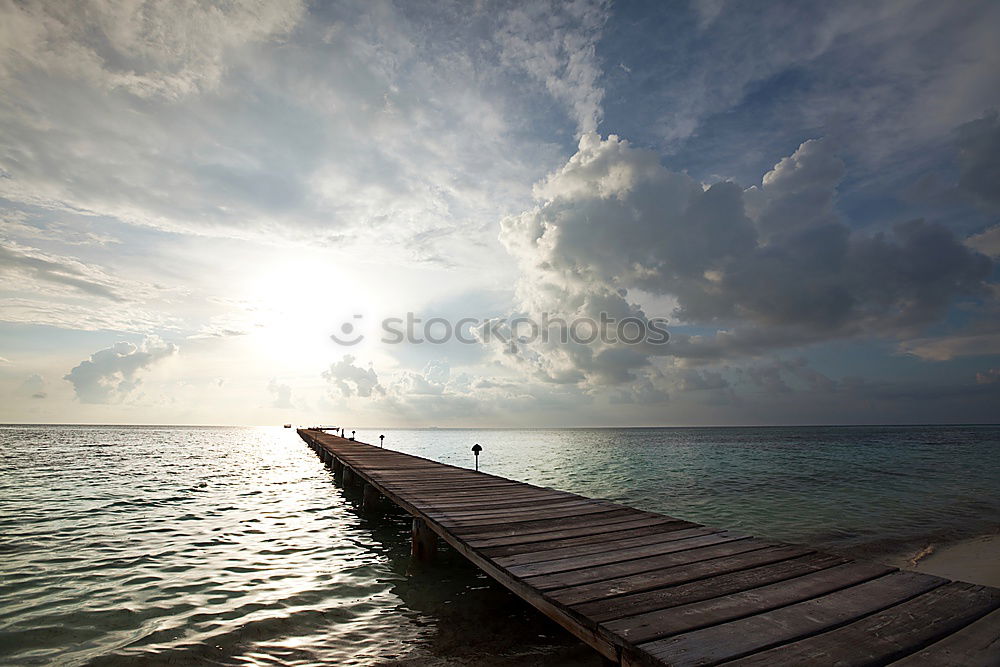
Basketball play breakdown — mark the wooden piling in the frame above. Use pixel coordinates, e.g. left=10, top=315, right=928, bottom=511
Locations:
left=362, top=483, right=381, bottom=511
left=411, top=517, right=438, bottom=561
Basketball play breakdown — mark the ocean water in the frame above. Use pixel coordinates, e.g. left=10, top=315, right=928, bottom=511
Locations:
left=0, top=424, right=998, bottom=666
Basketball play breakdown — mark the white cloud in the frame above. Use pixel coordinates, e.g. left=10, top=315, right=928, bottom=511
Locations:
left=0, top=0, right=304, bottom=99
left=267, top=378, right=294, bottom=409
left=497, top=0, right=609, bottom=134
left=0, top=297, right=179, bottom=333
left=64, top=336, right=177, bottom=403
left=16, top=373, right=47, bottom=399
left=0, top=0, right=560, bottom=265
left=322, top=355, right=383, bottom=398
left=0, top=241, right=131, bottom=302
left=899, top=333, right=1000, bottom=361
left=967, top=224, right=1000, bottom=258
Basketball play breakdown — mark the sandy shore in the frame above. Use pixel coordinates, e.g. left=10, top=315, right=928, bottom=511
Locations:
left=890, top=533, right=1000, bottom=587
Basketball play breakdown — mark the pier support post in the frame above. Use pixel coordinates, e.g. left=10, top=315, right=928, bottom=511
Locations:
left=411, top=518, right=437, bottom=561
left=343, top=466, right=360, bottom=488
left=332, top=458, right=344, bottom=475
left=362, top=483, right=381, bottom=512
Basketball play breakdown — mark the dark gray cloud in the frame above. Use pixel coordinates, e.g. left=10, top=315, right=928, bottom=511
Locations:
left=955, top=111, right=1000, bottom=208
left=64, top=337, right=177, bottom=403
left=739, top=358, right=837, bottom=395
left=679, top=369, right=730, bottom=392
left=498, top=133, right=994, bottom=382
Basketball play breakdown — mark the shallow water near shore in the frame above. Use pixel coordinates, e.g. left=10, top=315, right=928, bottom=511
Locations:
left=1, top=424, right=998, bottom=665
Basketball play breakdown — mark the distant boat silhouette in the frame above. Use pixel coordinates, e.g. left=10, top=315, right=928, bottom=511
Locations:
left=283, top=424, right=292, bottom=428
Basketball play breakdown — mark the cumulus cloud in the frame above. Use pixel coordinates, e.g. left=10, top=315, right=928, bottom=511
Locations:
left=497, top=133, right=993, bottom=383
left=322, top=355, right=383, bottom=398
left=16, top=373, right=47, bottom=399
left=64, top=337, right=177, bottom=403
left=267, top=379, right=294, bottom=409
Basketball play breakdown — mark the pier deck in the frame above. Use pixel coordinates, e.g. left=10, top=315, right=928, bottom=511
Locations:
left=299, top=429, right=1000, bottom=666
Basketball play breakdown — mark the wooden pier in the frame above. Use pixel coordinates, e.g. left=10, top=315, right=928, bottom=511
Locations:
left=299, top=429, right=1000, bottom=666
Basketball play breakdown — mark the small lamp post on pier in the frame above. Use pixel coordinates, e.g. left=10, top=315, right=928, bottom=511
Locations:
left=472, top=443, right=482, bottom=471
left=379, top=434, right=385, bottom=447
left=351, top=430, right=356, bottom=441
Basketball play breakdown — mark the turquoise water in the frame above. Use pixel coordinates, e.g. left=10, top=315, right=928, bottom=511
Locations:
left=1, top=424, right=998, bottom=665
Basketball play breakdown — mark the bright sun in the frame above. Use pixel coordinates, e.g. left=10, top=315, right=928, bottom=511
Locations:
left=240, top=255, right=378, bottom=367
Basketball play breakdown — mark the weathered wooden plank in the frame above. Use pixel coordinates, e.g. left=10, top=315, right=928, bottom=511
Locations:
left=467, top=515, right=687, bottom=550
left=577, top=552, right=844, bottom=623
left=638, top=571, right=946, bottom=665
left=441, top=507, right=636, bottom=536
left=890, top=606, right=1000, bottom=666
left=729, top=582, right=1000, bottom=666
left=408, top=488, right=566, bottom=503
left=494, top=526, right=720, bottom=568
left=453, top=508, right=643, bottom=539
left=527, top=536, right=761, bottom=592
left=549, top=544, right=809, bottom=606
left=480, top=520, right=696, bottom=559
left=374, top=479, right=523, bottom=491
left=419, top=494, right=587, bottom=513
left=605, top=560, right=892, bottom=644
left=427, top=498, right=617, bottom=522
left=507, top=531, right=747, bottom=580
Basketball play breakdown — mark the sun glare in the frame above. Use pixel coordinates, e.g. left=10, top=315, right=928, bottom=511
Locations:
left=240, top=256, right=378, bottom=367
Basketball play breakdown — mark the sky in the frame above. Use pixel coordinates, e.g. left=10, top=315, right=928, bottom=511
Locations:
left=1, top=0, right=999, bottom=426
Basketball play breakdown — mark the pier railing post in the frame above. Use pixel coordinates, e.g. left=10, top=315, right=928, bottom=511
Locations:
left=411, top=517, right=437, bottom=561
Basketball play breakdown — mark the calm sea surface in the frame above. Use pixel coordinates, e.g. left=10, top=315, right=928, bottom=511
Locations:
left=1, top=424, right=998, bottom=665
